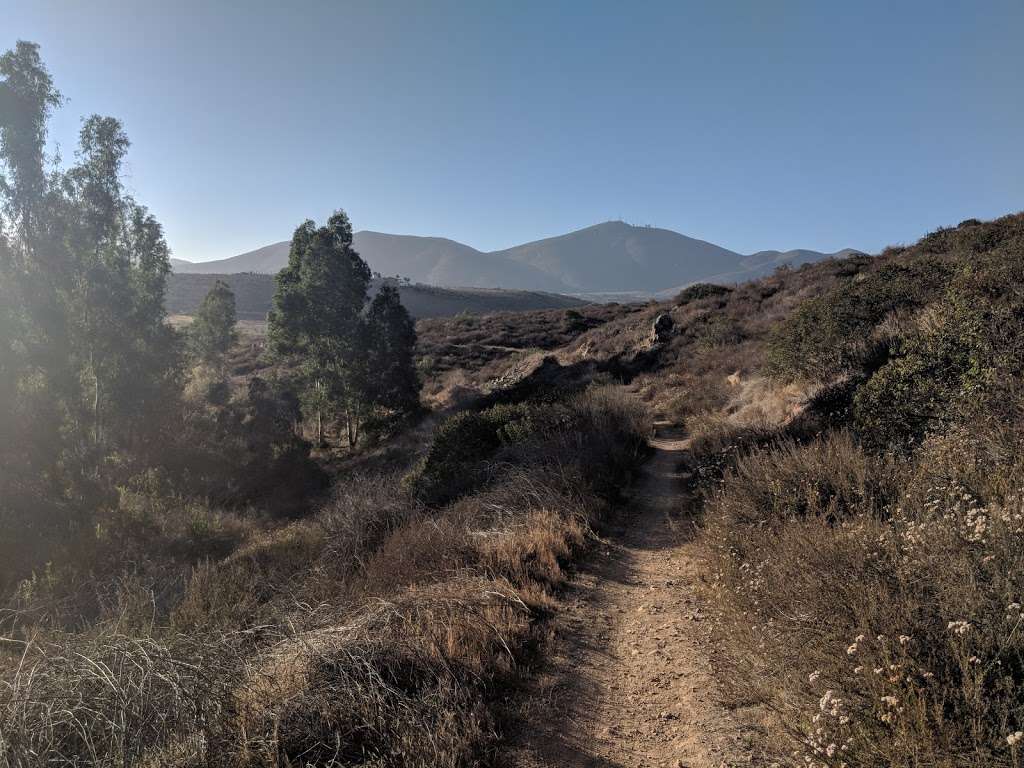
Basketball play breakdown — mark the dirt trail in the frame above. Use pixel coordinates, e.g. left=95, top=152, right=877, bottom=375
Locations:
left=504, top=422, right=751, bottom=767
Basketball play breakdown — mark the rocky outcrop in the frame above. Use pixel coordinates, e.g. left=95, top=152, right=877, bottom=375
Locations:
left=650, top=313, right=675, bottom=345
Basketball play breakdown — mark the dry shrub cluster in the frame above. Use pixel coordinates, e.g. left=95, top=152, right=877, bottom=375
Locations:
left=1, top=386, right=647, bottom=767
left=689, top=215, right=1024, bottom=765
left=702, top=417, right=1024, bottom=766
left=230, top=581, right=528, bottom=768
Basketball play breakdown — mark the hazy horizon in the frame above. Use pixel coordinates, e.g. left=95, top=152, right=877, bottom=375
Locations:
left=7, top=0, right=1023, bottom=263
left=170, top=218, right=863, bottom=267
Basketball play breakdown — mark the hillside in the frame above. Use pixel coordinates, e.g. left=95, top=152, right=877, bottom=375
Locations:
left=13, top=209, right=1024, bottom=767
left=165, top=272, right=586, bottom=320
left=170, top=222, right=859, bottom=295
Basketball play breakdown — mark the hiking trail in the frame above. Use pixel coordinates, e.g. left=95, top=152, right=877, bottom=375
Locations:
left=504, top=420, right=752, bottom=767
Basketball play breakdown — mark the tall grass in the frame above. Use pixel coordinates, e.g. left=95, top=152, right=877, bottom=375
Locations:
left=702, top=425, right=1024, bottom=766
left=0, top=386, right=648, bottom=767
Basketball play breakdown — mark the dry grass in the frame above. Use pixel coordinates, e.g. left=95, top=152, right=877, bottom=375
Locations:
left=230, top=579, right=530, bottom=768
left=1, top=387, right=648, bottom=767
left=0, top=629, right=246, bottom=768
left=701, top=423, right=1024, bottom=766
left=0, top=244, right=910, bottom=766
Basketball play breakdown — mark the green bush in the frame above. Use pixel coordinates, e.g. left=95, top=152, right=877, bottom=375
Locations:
left=404, top=408, right=519, bottom=505
left=405, top=390, right=646, bottom=507
left=854, top=253, right=1024, bottom=449
left=694, top=314, right=745, bottom=349
left=767, top=256, right=954, bottom=381
left=675, top=282, right=733, bottom=306
left=563, top=308, right=588, bottom=333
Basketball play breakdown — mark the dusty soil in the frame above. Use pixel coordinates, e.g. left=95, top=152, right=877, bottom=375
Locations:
left=502, top=422, right=753, bottom=767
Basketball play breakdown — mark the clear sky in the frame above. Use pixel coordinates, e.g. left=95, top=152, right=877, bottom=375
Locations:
left=5, top=0, right=1023, bottom=262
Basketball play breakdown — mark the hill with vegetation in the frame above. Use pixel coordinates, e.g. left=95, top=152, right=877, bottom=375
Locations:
left=165, top=272, right=586, bottom=321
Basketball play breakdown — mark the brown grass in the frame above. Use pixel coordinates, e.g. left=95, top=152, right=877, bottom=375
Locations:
left=700, top=422, right=1024, bottom=766
left=1, top=387, right=648, bottom=766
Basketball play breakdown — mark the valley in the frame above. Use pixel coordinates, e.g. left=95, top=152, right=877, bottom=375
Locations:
left=166, top=272, right=586, bottom=320
left=3, top=18, right=1022, bottom=768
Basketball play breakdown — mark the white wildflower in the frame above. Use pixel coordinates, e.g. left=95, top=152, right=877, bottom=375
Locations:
left=947, top=620, right=972, bottom=636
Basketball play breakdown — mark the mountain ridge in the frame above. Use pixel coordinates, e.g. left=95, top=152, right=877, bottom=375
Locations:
left=170, top=222, right=861, bottom=295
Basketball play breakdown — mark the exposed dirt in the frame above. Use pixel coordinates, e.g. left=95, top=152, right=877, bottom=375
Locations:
left=503, top=422, right=753, bottom=767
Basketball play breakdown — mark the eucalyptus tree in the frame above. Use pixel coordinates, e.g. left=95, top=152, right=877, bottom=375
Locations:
left=0, top=41, right=70, bottom=483
left=269, top=212, right=420, bottom=447
left=0, top=41, right=62, bottom=252
left=366, top=284, right=419, bottom=415
left=61, top=116, right=177, bottom=452
left=190, top=279, right=238, bottom=367
left=0, top=41, right=179, bottom=468
left=269, top=211, right=372, bottom=445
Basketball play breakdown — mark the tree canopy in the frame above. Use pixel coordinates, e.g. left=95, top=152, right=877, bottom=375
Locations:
left=269, top=212, right=420, bottom=446
left=190, top=279, right=238, bottom=365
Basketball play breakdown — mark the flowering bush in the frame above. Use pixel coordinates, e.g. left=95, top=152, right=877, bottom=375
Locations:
left=705, top=424, right=1024, bottom=766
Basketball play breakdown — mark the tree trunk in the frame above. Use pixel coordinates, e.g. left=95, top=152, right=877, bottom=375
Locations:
left=345, top=404, right=360, bottom=448
left=91, top=351, right=101, bottom=448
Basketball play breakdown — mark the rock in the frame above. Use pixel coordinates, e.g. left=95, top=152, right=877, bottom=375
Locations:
left=650, top=312, right=675, bottom=344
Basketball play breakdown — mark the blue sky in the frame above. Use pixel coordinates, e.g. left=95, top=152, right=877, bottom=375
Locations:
left=5, top=0, right=1023, bottom=262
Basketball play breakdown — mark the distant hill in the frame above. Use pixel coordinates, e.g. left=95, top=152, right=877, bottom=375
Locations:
left=165, top=272, right=586, bottom=321
left=170, top=222, right=860, bottom=295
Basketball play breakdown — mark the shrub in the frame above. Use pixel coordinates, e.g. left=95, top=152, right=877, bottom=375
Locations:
left=707, top=432, right=894, bottom=535
left=767, top=257, right=955, bottom=381
left=404, top=390, right=646, bottom=507
left=675, top=283, right=733, bottom=306
left=853, top=253, right=1024, bottom=450
left=404, top=409, right=512, bottom=505
left=705, top=410, right=1024, bottom=765
left=713, top=460, right=1024, bottom=764
left=563, top=308, right=588, bottom=333
left=694, top=314, right=745, bottom=349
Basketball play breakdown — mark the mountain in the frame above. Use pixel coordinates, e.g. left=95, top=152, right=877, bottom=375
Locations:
left=170, top=241, right=290, bottom=274
left=171, top=222, right=861, bottom=295
left=492, top=222, right=740, bottom=294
